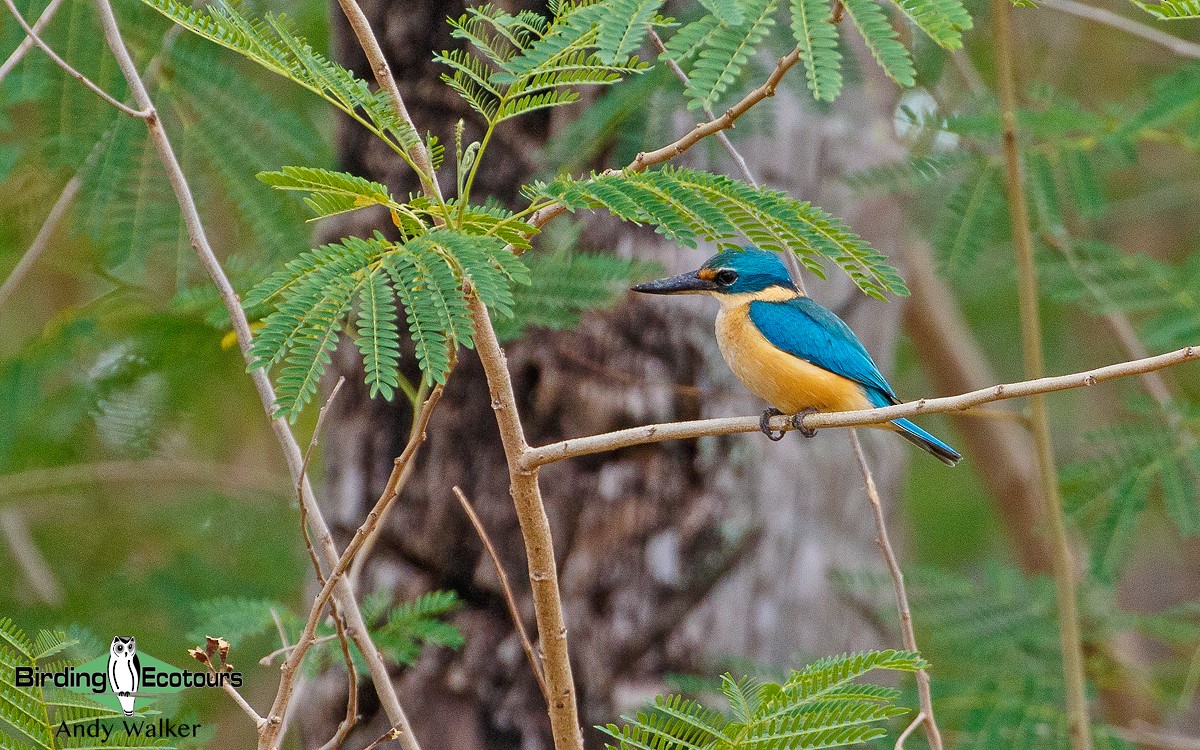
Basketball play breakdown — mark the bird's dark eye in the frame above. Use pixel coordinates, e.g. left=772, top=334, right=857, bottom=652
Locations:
left=714, top=269, right=738, bottom=285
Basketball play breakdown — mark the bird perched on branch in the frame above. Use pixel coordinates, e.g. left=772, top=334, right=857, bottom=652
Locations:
left=632, top=247, right=961, bottom=466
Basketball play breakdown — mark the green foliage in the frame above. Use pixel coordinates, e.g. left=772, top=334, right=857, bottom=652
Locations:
left=256, top=166, right=399, bottom=222
left=245, top=230, right=527, bottom=418
left=139, top=0, right=424, bottom=168
left=0, top=619, right=174, bottom=750
left=841, top=0, right=916, bottom=87
left=435, top=2, right=653, bottom=127
left=1130, top=0, right=1200, bottom=18
left=790, top=0, right=843, bottom=101
left=663, top=0, right=970, bottom=107
left=186, top=590, right=462, bottom=674
left=532, top=166, right=908, bottom=298
left=683, top=0, right=777, bottom=111
left=599, top=650, right=924, bottom=750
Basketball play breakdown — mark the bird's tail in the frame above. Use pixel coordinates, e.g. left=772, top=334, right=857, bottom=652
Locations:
left=891, top=418, right=961, bottom=466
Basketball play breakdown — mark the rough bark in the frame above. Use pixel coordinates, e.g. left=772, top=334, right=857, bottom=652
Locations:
left=300, top=3, right=913, bottom=747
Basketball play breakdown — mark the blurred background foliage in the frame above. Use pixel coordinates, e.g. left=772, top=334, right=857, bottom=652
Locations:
left=0, top=0, right=1199, bottom=747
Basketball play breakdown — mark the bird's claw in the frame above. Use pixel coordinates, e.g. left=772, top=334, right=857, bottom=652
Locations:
left=759, top=408, right=786, bottom=441
left=792, top=408, right=819, bottom=438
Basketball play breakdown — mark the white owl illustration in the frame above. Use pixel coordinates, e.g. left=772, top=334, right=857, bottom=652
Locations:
left=107, top=636, right=140, bottom=717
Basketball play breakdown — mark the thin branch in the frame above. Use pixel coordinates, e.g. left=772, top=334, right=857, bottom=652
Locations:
left=2, top=0, right=150, bottom=117
left=1039, top=0, right=1200, bottom=58
left=332, top=0, right=443, bottom=203
left=469, top=296, right=583, bottom=750
left=0, top=508, right=64, bottom=605
left=1112, top=723, right=1200, bottom=750
left=265, top=383, right=445, bottom=749
left=298, top=377, right=347, bottom=584
left=0, top=0, right=65, bottom=83
left=508, top=46, right=804, bottom=252
left=452, top=485, right=549, bottom=702
left=259, top=633, right=339, bottom=666
left=222, top=680, right=266, bottom=728
left=0, top=457, right=282, bottom=498
left=0, top=173, right=80, bottom=309
left=0, top=25, right=180, bottom=311
left=895, top=710, right=926, bottom=750
left=523, top=346, right=1199, bottom=466
left=89, top=5, right=423, bottom=749
left=849, top=431, right=942, bottom=750
left=645, top=28, right=758, bottom=187
left=643, top=28, right=808, bottom=294
left=992, top=2, right=1091, bottom=748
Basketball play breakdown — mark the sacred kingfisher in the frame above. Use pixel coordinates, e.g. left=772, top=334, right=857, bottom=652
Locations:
left=632, top=247, right=961, bottom=466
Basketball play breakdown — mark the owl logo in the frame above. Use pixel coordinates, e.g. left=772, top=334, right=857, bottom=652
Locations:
left=107, top=636, right=141, bottom=717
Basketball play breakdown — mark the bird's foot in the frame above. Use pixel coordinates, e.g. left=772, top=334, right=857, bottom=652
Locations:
left=759, top=408, right=786, bottom=441
left=791, top=408, right=819, bottom=438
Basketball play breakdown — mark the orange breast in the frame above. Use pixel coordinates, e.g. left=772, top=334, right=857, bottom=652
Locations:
left=715, top=302, right=873, bottom=414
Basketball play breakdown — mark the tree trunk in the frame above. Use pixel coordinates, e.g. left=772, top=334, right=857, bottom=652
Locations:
left=300, top=4, right=912, bottom=747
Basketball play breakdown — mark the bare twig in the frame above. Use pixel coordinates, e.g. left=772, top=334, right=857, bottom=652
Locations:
left=0, top=173, right=80, bottom=310
left=895, top=710, right=926, bottom=750
left=1112, top=723, right=1200, bottom=750
left=1039, top=0, right=1200, bottom=58
left=297, top=377, right=347, bottom=584
left=0, top=458, right=281, bottom=498
left=523, top=346, right=1199, bottom=466
left=0, top=0, right=66, bottom=83
left=452, top=485, right=549, bottom=702
left=0, top=508, right=64, bottom=605
left=3, top=0, right=149, bottom=117
left=509, top=46, right=804, bottom=252
left=645, top=29, right=758, bottom=187
left=849, top=431, right=942, bottom=750
left=90, top=5, right=423, bottom=749
left=991, top=2, right=1091, bottom=747
left=266, top=383, right=445, bottom=749
left=469, top=296, right=583, bottom=750
left=332, top=0, right=442, bottom=202
left=259, top=633, right=339, bottom=666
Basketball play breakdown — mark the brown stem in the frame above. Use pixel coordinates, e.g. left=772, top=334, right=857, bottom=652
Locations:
left=0, top=0, right=65, bottom=82
left=849, top=430, right=942, bottom=750
left=991, top=1, right=1092, bottom=747
left=452, top=485, right=549, bottom=702
left=902, top=240, right=1049, bottom=572
left=469, top=296, right=583, bottom=750
left=90, top=5, right=424, bottom=748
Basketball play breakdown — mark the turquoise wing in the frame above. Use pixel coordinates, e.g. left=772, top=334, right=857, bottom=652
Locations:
left=747, top=297, right=897, bottom=403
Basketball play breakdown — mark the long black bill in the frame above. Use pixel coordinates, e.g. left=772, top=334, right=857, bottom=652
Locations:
left=630, top=269, right=716, bottom=295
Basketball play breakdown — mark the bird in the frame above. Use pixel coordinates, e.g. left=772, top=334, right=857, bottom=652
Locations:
left=631, top=247, right=961, bottom=466
left=108, top=635, right=141, bottom=717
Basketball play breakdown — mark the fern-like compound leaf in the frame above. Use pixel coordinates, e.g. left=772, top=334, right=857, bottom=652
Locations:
left=790, top=0, right=843, bottom=101
left=595, top=0, right=666, bottom=64
left=887, top=0, right=972, bottom=49
left=536, top=166, right=907, bottom=298
left=1131, top=0, right=1200, bottom=18
left=258, top=165, right=399, bottom=221
left=841, top=0, right=916, bottom=87
left=684, top=0, right=778, bottom=111
left=356, top=270, right=403, bottom=400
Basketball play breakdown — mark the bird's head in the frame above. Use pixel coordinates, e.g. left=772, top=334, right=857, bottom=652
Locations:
left=631, top=247, right=798, bottom=300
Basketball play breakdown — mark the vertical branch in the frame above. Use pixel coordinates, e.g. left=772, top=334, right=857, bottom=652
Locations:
left=89, top=4, right=423, bottom=749
left=469, top=296, right=583, bottom=750
left=848, top=430, right=943, bottom=750
left=990, top=2, right=1092, bottom=749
